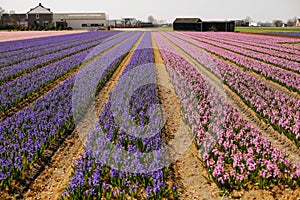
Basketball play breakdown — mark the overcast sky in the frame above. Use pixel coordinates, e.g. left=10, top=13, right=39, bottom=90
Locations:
left=0, top=0, right=299, bottom=23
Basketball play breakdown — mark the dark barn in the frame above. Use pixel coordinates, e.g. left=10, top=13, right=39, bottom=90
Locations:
left=173, top=18, right=202, bottom=31
left=173, top=18, right=235, bottom=32
left=202, top=21, right=235, bottom=32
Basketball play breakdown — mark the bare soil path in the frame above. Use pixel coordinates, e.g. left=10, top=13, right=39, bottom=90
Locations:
left=152, top=33, right=221, bottom=200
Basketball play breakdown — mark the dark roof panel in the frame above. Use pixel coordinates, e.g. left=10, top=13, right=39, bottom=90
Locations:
left=174, top=18, right=202, bottom=23
left=203, top=21, right=235, bottom=23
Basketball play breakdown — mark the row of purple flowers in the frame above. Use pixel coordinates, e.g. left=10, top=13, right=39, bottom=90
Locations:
left=65, top=32, right=177, bottom=199
left=0, top=32, right=118, bottom=68
left=0, top=32, right=132, bottom=113
left=0, top=32, right=94, bottom=54
left=0, top=32, right=117, bottom=85
left=0, top=32, right=140, bottom=189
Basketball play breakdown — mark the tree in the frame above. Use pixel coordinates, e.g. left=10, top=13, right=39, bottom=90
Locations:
left=287, top=17, right=297, bottom=27
left=244, top=16, right=252, bottom=24
left=47, top=22, right=55, bottom=30
left=0, top=7, right=5, bottom=15
left=158, top=19, right=167, bottom=25
left=273, top=19, right=284, bottom=27
left=235, top=17, right=252, bottom=27
left=148, top=15, right=155, bottom=23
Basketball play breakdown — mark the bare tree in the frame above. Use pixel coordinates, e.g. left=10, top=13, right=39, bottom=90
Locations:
left=287, top=17, right=298, bottom=27
left=148, top=15, right=155, bottom=23
left=235, top=16, right=252, bottom=27
left=158, top=19, right=167, bottom=25
left=9, top=10, right=15, bottom=15
left=244, top=16, right=252, bottom=23
left=0, top=7, right=5, bottom=15
left=273, top=19, right=284, bottom=27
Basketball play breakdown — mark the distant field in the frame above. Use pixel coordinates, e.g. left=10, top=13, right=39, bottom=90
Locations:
left=235, top=26, right=300, bottom=33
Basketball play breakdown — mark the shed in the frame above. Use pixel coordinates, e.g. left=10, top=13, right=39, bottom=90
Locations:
left=173, top=18, right=202, bottom=31
left=173, top=17, right=235, bottom=32
left=202, top=21, right=235, bottom=32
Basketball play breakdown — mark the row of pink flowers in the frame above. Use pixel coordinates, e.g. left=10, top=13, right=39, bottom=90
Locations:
left=183, top=32, right=300, bottom=73
left=153, top=32, right=300, bottom=191
left=173, top=32, right=300, bottom=93
left=161, top=32, right=300, bottom=147
left=184, top=32, right=300, bottom=63
left=196, top=32, right=300, bottom=55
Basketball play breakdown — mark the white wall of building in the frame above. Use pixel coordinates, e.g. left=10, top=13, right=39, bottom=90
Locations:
left=53, top=13, right=106, bottom=30
left=296, top=19, right=300, bottom=27
left=249, top=22, right=258, bottom=26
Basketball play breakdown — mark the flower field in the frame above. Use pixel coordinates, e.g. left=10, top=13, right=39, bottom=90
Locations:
left=0, top=30, right=299, bottom=199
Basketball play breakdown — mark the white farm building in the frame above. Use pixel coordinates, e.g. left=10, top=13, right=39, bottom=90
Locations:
left=296, top=19, right=300, bottom=27
left=53, top=13, right=106, bottom=30
left=0, top=3, right=106, bottom=30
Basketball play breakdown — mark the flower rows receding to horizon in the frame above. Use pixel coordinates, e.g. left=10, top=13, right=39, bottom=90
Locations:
left=0, top=32, right=117, bottom=84
left=66, top=32, right=178, bottom=200
left=0, top=32, right=117, bottom=67
left=0, top=32, right=132, bottom=113
left=197, top=32, right=300, bottom=55
left=175, top=32, right=300, bottom=92
left=183, top=33, right=300, bottom=66
left=154, top=32, right=300, bottom=192
left=267, top=32, right=300, bottom=38
left=183, top=32, right=300, bottom=62
left=0, top=33, right=140, bottom=189
left=0, top=31, right=96, bottom=54
left=162, top=32, right=300, bottom=146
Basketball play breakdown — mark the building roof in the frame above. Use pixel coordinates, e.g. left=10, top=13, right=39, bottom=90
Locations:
left=203, top=20, right=235, bottom=23
left=174, top=18, right=202, bottom=23
left=27, top=3, right=52, bottom=14
left=53, top=13, right=106, bottom=20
